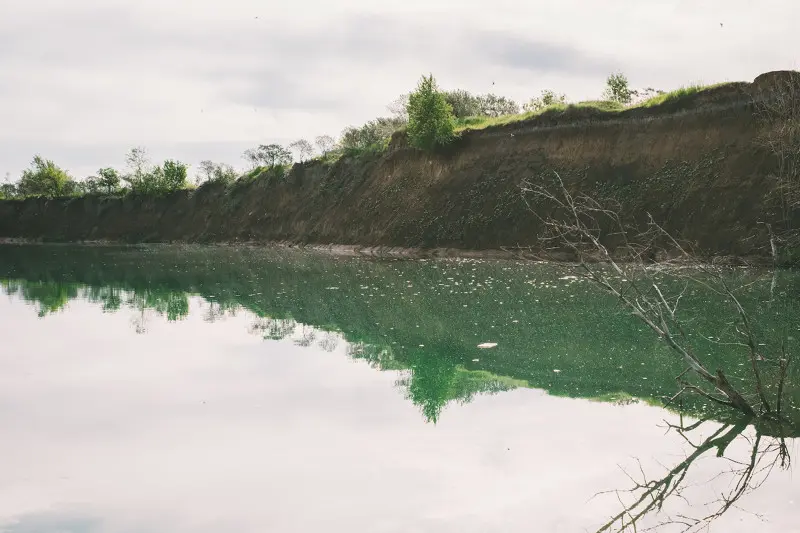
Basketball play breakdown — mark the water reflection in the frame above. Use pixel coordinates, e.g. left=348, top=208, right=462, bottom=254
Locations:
left=0, top=244, right=797, bottom=532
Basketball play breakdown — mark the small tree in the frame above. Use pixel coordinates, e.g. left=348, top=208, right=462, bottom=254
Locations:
left=523, top=89, right=567, bottom=112
left=97, top=167, right=121, bottom=194
left=161, top=159, right=189, bottom=191
left=314, top=135, right=337, bottom=155
left=17, top=155, right=74, bottom=198
left=604, top=72, right=633, bottom=104
left=289, top=139, right=315, bottom=162
left=406, top=74, right=456, bottom=151
left=256, top=144, right=292, bottom=168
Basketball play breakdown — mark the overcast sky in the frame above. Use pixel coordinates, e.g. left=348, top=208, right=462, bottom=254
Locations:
left=0, top=0, right=798, bottom=181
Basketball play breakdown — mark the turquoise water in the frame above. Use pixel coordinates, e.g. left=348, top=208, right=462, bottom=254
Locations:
left=0, top=244, right=797, bottom=532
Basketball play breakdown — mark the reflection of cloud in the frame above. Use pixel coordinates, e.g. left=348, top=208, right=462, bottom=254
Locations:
left=1, top=510, right=104, bottom=533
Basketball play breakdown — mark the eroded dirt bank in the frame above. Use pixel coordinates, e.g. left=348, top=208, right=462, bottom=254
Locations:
left=1, top=71, right=797, bottom=258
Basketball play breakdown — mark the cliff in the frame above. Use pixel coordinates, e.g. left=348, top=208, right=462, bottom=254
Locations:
left=1, top=71, right=798, bottom=257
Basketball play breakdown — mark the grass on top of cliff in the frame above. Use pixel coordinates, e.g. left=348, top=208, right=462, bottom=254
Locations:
left=454, top=100, right=625, bottom=131
left=454, top=81, right=735, bottom=132
left=631, top=82, right=734, bottom=108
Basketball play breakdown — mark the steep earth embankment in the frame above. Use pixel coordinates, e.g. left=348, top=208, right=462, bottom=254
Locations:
left=1, top=71, right=798, bottom=256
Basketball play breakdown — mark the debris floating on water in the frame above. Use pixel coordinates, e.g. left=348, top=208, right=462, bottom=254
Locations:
left=553, top=369, right=561, bottom=373
left=477, top=342, right=497, bottom=349
left=472, top=358, right=480, bottom=362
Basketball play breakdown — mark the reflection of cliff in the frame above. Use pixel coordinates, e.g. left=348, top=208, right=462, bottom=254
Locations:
left=1, top=244, right=797, bottom=431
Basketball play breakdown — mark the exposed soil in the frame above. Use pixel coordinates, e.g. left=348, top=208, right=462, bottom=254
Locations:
left=1, top=71, right=798, bottom=259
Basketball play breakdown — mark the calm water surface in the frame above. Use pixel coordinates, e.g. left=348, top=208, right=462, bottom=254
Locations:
left=0, top=244, right=797, bottom=533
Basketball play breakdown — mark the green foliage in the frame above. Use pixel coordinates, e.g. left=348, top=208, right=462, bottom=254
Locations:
left=339, top=117, right=405, bottom=151
left=16, top=156, right=75, bottom=198
left=122, top=147, right=189, bottom=195
left=454, top=100, right=624, bottom=131
left=632, top=83, right=727, bottom=108
left=604, top=72, right=633, bottom=104
left=406, top=74, right=456, bottom=151
left=97, top=167, right=121, bottom=194
left=523, top=89, right=567, bottom=112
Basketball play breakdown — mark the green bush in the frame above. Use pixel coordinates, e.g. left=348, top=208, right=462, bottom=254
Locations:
left=197, top=160, right=239, bottom=186
left=122, top=148, right=189, bottom=195
left=16, top=156, right=75, bottom=198
left=604, top=72, right=633, bottom=104
left=406, top=74, right=456, bottom=150
left=339, top=117, right=405, bottom=151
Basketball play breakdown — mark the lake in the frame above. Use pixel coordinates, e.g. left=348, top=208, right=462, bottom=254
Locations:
left=0, top=244, right=797, bottom=533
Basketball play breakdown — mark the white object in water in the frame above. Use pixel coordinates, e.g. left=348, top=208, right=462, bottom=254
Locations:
left=553, top=369, right=561, bottom=373
left=477, top=342, right=498, bottom=349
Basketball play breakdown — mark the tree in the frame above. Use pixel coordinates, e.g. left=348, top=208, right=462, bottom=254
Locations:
left=314, top=135, right=337, bottom=155
left=522, top=172, right=792, bottom=419
left=475, top=93, right=520, bottom=117
left=161, top=159, right=188, bottom=191
left=289, top=139, right=315, bottom=162
left=17, top=155, right=74, bottom=198
left=603, top=72, right=633, bottom=104
left=443, top=89, right=482, bottom=118
left=97, top=167, right=121, bottom=194
left=256, top=144, right=293, bottom=168
left=406, top=74, right=456, bottom=151
left=523, top=89, right=567, bottom=112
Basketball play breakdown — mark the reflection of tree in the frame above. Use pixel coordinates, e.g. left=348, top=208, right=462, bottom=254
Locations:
left=595, top=417, right=792, bottom=533
left=2, top=280, right=78, bottom=317
left=249, top=317, right=297, bottom=340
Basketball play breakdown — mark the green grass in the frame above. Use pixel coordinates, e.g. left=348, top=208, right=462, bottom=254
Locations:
left=454, top=100, right=625, bottom=132
left=632, top=82, right=733, bottom=108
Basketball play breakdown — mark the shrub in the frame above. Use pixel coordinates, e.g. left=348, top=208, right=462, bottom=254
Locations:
left=122, top=147, right=189, bottom=195
left=406, top=74, right=456, bottom=150
left=17, top=155, right=75, bottom=198
left=340, top=117, right=405, bottom=151
left=604, top=72, right=633, bottom=104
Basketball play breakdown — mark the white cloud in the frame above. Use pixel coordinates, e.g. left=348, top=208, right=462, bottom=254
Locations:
left=0, top=0, right=797, bottom=179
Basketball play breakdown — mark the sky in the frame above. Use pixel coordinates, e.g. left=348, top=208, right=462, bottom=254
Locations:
left=0, top=0, right=798, bottom=181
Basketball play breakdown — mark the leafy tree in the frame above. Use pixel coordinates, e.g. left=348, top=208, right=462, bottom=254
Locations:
left=314, top=135, right=337, bottom=155
left=604, top=72, right=633, bottom=104
left=161, top=159, right=188, bottom=191
left=289, top=139, right=315, bottom=162
left=523, top=89, right=567, bottom=112
left=475, top=93, right=520, bottom=117
left=406, top=74, right=456, bottom=151
left=97, top=167, right=121, bottom=194
left=443, top=89, right=482, bottom=118
left=17, top=155, right=74, bottom=198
